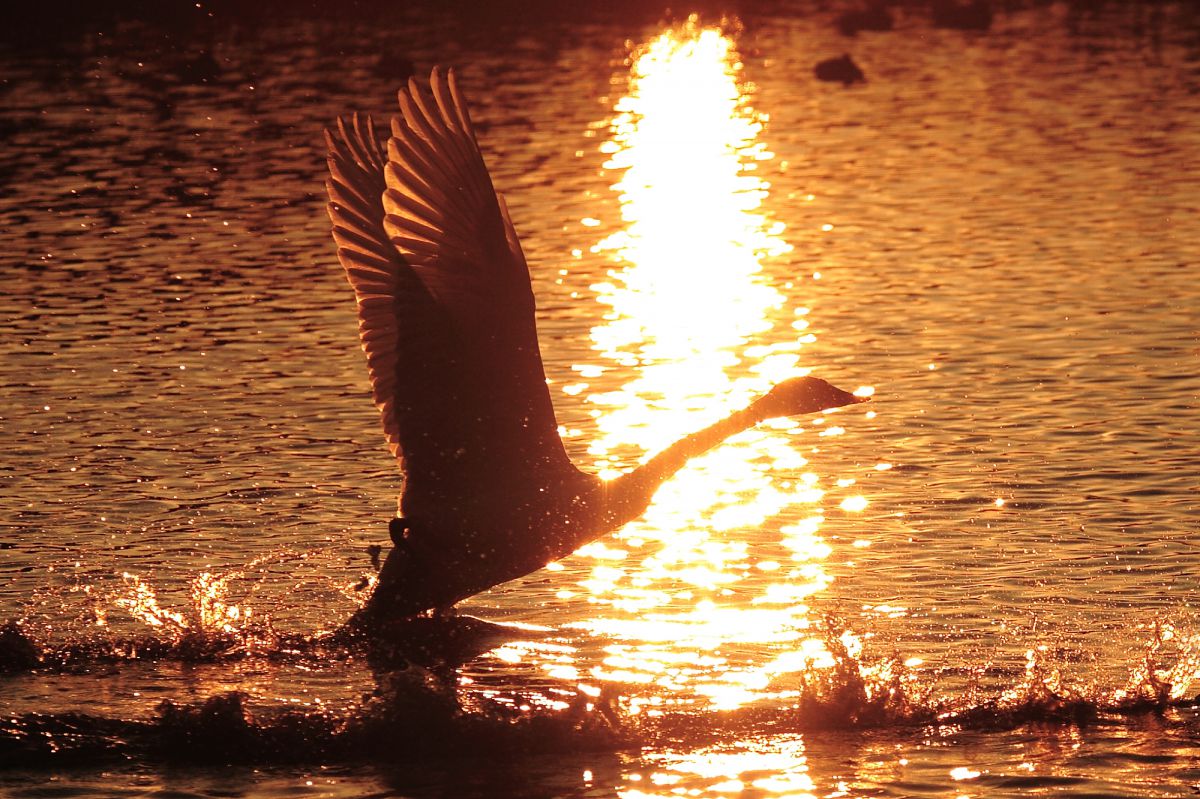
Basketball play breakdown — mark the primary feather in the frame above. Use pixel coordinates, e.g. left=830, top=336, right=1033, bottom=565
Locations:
left=326, top=68, right=570, bottom=520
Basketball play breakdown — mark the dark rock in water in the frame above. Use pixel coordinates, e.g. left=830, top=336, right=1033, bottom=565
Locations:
left=0, top=622, right=41, bottom=672
left=932, top=0, right=993, bottom=31
left=815, top=54, right=866, bottom=85
left=838, top=3, right=894, bottom=36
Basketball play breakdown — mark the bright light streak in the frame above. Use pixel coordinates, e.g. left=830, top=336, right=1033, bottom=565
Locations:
left=564, top=17, right=855, bottom=710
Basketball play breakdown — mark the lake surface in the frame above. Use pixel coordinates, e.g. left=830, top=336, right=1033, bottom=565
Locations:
left=2, top=1, right=1199, bottom=796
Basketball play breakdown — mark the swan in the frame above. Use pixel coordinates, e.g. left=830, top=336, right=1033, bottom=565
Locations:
left=326, top=68, right=865, bottom=630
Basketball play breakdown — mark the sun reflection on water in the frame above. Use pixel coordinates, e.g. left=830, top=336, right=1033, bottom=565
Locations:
left=555, top=18, right=862, bottom=712
left=621, top=738, right=816, bottom=799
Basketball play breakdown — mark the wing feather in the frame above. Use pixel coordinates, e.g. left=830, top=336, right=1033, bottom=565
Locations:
left=381, top=68, right=569, bottom=481
left=326, top=113, right=423, bottom=464
left=326, top=69, right=572, bottom=517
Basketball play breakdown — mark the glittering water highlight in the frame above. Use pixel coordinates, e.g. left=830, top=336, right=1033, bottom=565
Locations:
left=2, top=2, right=1199, bottom=797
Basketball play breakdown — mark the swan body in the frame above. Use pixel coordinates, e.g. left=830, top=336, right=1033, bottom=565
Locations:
left=326, top=68, right=864, bottom=628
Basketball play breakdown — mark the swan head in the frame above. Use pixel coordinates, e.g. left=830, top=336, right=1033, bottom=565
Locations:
left=756, top=376, right=866, bottom=420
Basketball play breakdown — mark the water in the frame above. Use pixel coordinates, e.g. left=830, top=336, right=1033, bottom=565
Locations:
left=2, top=1, right=1199, bottom=795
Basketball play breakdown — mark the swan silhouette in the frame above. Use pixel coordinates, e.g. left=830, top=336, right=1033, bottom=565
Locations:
left=326, top=68, right=865, bottom=629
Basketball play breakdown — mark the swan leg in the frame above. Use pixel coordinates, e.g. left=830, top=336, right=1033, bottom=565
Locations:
left=344, top=519, right=417, bottom=632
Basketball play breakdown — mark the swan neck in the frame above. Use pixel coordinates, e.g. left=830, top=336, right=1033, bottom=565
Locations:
left=602, top=403, right=762, bottom=529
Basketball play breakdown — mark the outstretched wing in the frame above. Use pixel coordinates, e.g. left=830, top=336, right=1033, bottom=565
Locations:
left=326, top=69, right=571, bottom=508
left=326, top=113, right=419, bottom=466
left=384, top=69, right=532, bottom=341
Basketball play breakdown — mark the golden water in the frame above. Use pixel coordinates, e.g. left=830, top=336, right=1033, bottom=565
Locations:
left=540, top=23, right=874, bottom=718
left=1, top=3, right=1199, bottom=797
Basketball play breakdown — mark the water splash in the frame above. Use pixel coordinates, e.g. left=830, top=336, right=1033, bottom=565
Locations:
left=4, top=547, right=380, bottom=668
left=3, top=620, right=1198, bottom=769
left=0, top=674, right=628, bottom=767
left=112, top=572, right=192, bottom=633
